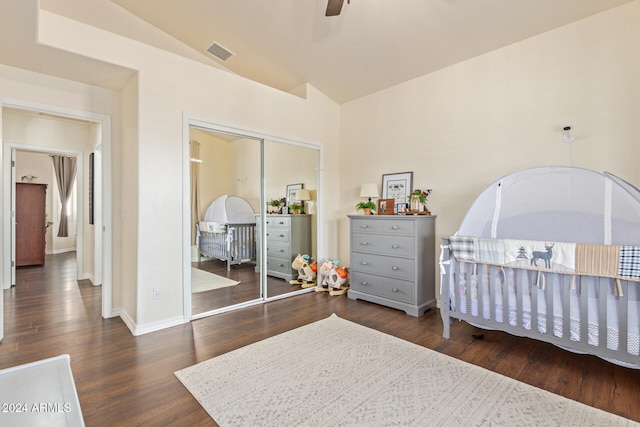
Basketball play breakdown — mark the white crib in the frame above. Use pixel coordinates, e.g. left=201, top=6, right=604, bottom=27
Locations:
left=440, top=167, right=640, bottom=369
left=197, top=195, right=256, bottom=270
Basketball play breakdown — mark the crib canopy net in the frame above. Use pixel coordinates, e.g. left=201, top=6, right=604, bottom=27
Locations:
left=203, top=195, right=256, bottom=224
left=457, top=166, right=640, bottom=245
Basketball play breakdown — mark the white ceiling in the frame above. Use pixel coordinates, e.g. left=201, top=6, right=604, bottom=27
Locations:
left=1, top=0, right=635, bottom=104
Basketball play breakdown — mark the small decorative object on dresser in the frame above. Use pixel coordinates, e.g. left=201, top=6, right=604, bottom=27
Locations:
left=377, top=198, right=394, bottom=215
left=409, top=189, right=432, bottom=214
left=348, top=214, right=436, bottom=316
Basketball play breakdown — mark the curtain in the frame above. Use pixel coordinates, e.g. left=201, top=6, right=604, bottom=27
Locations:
left=51, top=155, right=77, bottom=237
left=190, top=140, right=201, bottom=245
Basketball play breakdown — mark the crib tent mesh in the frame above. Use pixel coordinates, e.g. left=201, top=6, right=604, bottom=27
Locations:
left=203, top=195, right=256, bottom=224
left=457, top=166, right=640, bottom=244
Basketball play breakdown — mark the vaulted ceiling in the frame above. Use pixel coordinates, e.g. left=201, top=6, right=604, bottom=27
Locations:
left=1, top=0, right=635, bottom=104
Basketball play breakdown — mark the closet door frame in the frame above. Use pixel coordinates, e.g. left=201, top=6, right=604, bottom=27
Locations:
left=182, top=114, right=322, bottom=321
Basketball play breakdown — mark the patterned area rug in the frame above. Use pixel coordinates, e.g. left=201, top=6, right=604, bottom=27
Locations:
left=191, top=268, right=239, bottom=293
left=175, top=314, right=636, bottom=426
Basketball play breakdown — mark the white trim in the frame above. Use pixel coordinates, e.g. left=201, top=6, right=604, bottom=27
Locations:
left=122, top=309, right=186, bottom=336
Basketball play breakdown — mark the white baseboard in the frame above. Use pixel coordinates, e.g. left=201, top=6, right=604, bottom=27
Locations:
left=46, top=248, right=76, bottom=255
left=119, top=309, right=186, bottom=336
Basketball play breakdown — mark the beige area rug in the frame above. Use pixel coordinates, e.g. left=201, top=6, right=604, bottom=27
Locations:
left=175, top=315, right=637, bottom=427
left=191, top=268, right=240, bottom=293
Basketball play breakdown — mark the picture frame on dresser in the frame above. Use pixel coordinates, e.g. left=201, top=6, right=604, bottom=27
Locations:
left=286, top=183, right=302, bottom=208
left=382, top=172, right=412, bottom=214
left=377, top=198, right=394, bottom=215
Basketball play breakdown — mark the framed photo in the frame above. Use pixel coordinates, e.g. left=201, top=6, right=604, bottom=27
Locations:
left=378, top=198, right=394, bottom=215
left=382, top=172, right=413, bottom=214
left=286, top=183, right=303, bottom=207
left=396, top=203, right=409, bottom=215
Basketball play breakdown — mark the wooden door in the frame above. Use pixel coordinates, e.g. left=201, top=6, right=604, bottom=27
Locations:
left=15, top=183, right=47, bottom=266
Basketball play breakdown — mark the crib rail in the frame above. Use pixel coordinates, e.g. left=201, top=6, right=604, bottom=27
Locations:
left=440, top=237, right=639, bottom=368
left=198, top=223, right=256, bottom=271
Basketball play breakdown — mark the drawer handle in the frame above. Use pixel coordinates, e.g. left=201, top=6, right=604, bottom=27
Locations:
left=361, top=281, right=368, bottom=286
left=392, top=244, right=399, bottom=249
left=392, top=288, right=399, bottom=292
left=361, top=261, right=368, bottom=265
left=391, top=266, right=399, bottom=271
left=278, top=221, right=285, bottom=225
left=279, top=234, right=285, bottom=238
left=279, top=249, right=285, bottom=252
left=392, top=225, right=399, bottom=230
left=360, top=241, right=369, bottom=246
left=360, top=224, right=368, bottom=228
left=279, top=263, right=285, bottom=267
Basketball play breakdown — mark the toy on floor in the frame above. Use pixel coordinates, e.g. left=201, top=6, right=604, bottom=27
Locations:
left=316, top=259, right=339, bottom=292
left=289, top=254, right=317, bottom=287
left=327, top=266, right=349, bottom=296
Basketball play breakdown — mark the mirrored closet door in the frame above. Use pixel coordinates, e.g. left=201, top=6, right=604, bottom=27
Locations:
left=189, top=127, right=262, bottom=316
left=188, top=125, right=320, bottom=318
left=263, top=140, right=318, bottom=298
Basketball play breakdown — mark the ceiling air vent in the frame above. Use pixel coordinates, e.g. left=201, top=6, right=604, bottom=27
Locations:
left=206, top=42, right=235, bottom=62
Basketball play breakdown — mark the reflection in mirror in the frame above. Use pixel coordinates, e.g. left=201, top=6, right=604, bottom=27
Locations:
left=189, top=127, right=262, bottom=316
left=263, top=140, right=318, bottom=298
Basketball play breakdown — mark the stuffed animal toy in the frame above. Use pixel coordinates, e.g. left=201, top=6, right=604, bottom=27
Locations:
left=290, top=254, right=317, bottom=287
left=316, top=259, right=339, bottom=292
left=300, top=260, right=318, bottom=288
left=327, top=266, right=349, bottom=296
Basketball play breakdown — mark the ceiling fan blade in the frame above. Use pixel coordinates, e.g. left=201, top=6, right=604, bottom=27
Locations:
left=325, top=0, right=345, bottom=16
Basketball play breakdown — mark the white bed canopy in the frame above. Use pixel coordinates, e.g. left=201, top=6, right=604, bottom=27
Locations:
left=457, top=166, right=640, bottom=245
left=203, top=195, right=256, bottom=224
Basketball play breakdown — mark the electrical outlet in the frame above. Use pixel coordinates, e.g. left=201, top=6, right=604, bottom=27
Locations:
left=153, top=287, right=161, bottom=300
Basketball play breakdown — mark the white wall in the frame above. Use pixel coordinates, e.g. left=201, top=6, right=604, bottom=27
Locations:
left=32, top=8, right=341, bottom=333
left=339, top=1, right=640, bottom=299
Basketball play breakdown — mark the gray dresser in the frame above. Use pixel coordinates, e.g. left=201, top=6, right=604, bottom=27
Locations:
left=257, top=214, right=312, bottom=281
left=347, top=215, right=436, bottom=316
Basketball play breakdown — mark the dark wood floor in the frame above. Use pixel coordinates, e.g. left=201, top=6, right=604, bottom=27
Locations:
left=2, top=252, right=639, bottom=426
left=191, top=259, right=304, bottom=315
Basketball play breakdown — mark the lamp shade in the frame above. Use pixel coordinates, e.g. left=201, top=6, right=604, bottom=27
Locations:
left=359, top=183, right=379, bottom=199
left=296, top=189, right=311, bottom=201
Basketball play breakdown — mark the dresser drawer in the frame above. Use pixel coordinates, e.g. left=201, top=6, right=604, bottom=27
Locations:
left=380, top=219, right=415, bottom=235
left=351, top=232, right=414, bottom=258
left=350, top=218, right=382, bottom=234
left=266, top=242, right=290, bottom=259
left=266, top=228, right=290, bottom=243
left=266, top=257, right=292, bottom=275
left=266, top=216, right=290, bottom=229
left=350, top=271, right=413, bottom=304
left=350, top=252, right=414, bottom=281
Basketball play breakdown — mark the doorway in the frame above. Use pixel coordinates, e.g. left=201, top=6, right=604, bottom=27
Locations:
left=1, top=100, right=114, bottom=340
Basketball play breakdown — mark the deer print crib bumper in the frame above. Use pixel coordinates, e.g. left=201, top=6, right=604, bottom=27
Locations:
left=447, top=236, right=640, bottom=292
